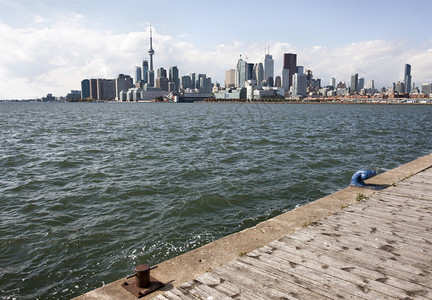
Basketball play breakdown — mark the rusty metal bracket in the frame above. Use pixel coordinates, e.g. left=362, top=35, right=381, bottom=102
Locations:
left=121, top=264, right=164, bottom=298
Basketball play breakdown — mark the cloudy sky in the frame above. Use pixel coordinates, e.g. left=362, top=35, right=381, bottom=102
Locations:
left=1, top=0, right=432, bottom=99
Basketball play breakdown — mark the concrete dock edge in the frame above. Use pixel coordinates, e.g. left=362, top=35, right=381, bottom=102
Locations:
left=74, top=152, right=432, bottom=300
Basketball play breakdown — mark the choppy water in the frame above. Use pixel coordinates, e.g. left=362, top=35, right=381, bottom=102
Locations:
left=0, top=102, right=431, bottom=299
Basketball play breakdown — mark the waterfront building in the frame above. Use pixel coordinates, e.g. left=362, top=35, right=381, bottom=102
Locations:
left=169, top=66, right=180, bottom=92
left=264, top=53, right=274, bottom=85
left=148, top=70, right=155, bottom=87
left=255, top=63, right=264, bottom=87
left=296, top=66, right=304, bottom=74
left=66, top=90, right=81, bottom=101
left=283, top=53, right=297, bottom=88
left=282, top=69, right=290, bottom=92
left=225, top=69, right=236, bottom=89
left=81, top=79, right=90, bottom=99
left=97, top=78, right=115, bottom=100
left=157, top=67, right=167, bottom=79
left=330, top=77, right=336, bottom=88
left=119, top=90, right=127, bottom=101
left=404, top=64, right=412, bottom=93
left=337, top=81, right=346, bottom=89
left=421, top=83, right=432, bottom=95
left=181, top=75, right=191, bottom=90
left=89, top=79, right=98, bottom=99
left=350, top=73, right=358, bottom=95
left=115, top=74, right=133, bottom=100
left=236, top=57, right=247, bottom=88
left=142, top=60, right=149, bottom=84
left=365, top=79, right=375, bottom=90
left=156, top=77, right=169, bottom=91
left=292, top=73, right=307, bottom=97
left=247, top=63, right=254, bottom=81
left=358, top=77, right=365, bottom=91
left=395, top=81, right=405, bottom=94
left=199, top=75, right=212, bottom=94
left=134, top=66, right=142, bottom=83
left=274, top=76, right=281, bottom=88
left=190, top=73, right=196, bottom=89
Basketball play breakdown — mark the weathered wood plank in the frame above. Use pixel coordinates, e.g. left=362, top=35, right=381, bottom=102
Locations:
left=252, top=244, right=431, bottom=300
left=275, top=235, right=432, bottom=288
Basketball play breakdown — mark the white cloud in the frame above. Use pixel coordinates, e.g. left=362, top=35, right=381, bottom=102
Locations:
left=1, top=14, right=431, bottom=99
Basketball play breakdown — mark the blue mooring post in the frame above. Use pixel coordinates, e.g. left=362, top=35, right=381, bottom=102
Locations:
left=350, top=170, right=377, bottom=186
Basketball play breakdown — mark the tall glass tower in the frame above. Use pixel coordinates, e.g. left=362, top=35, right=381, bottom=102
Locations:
left=404, top=64, right=411, bottom=93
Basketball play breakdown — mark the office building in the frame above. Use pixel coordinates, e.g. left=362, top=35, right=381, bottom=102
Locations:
left=255, top=63, right=264, bottom=87
left=81, top=79, right=90, bottom=99
left=134, top=66, right=142, bottom=83
left=89, top=79, right=98, bottom=99
left=404, top=64, right=412, bottom=93
left=292, top=73, right=307, bottom=97
left=157, top=67, right=167, bottom=79
left=235, top=57, right=247, bottom=88
left=181, top=75, right=191, bottom=90
left=247, top=63, right=254, bottom=81
left=274, top=76, right=281, bottom=88
left=169, top=66, right=180, bottom=92
left=115, top=74, right=133, bottom=100
left=96, top=78, right=115, bottom=100
left=142, top=60, right=148, bottom=83
left=156, top=77, right=169, bottom=91
left=358, top=77, right=365, bottom=91
left=282, top=69, right=290, bottom=92
left=421, top=83, right=432, bottom=95
left=264, top=52, right=274, bottom=85
left=225, top=69, right=236, bottom=89
left=330, top=77, right=336, bottom=88
left=350, top=73, right=358, bottom=94
left=283, top=53, right=297, bottom=88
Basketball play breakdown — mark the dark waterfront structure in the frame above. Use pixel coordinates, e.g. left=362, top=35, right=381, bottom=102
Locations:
left=404, top=64, right=412, bottom=93
left=81, top=79, right=90, bottom=99
left=283, top=53, right=297, bottom=88
left=350, top=73, right=359, bottom=95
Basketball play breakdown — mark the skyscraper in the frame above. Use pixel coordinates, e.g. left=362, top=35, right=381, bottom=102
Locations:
left=293, top=73, right=307, bottom=97
left=134, top=66, right=142, bottom=83
left=255, top=63, right=264, bottom=87
left=157, top=67, right=167, bottom=79
left=235, top=57, right=247, bottom=88
left=330, top=77, right=336, bottom=88
left=225, top=69, right=236, bottom=89
left=283, top=53, right=297, bottom=88
left=404, top=64, right=412, bottom=93
left=350, top=73, right=358, bottom=94
left=148, top=26, right=155, bottom=87
left=358, top=77, right=365, bottom=91
left=264, top=53, right=274, bottom=85
left=81, top=79, right=90, bottom=99
left=169, top=66, right=179, bottom=92
left=142, top=60, right=148, bottom=83
left=282, top=69, right=290, bottom=92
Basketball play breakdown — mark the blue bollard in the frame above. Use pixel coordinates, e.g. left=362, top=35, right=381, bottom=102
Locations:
left=350, top=170, right=377, bottom=186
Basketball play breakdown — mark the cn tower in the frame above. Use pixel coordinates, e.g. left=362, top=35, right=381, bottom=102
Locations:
left=148, top=26, right=155, bottom=72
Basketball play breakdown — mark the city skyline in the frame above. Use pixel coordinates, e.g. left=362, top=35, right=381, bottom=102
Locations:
left=1, top=0, right=432, bottom=99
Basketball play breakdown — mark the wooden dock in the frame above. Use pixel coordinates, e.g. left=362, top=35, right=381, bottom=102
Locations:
left=153, top=167, right=432, bottom=300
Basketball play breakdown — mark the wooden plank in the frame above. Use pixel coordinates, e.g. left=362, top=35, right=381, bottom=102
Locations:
left=212, top=261, right=300, bottom=299
left=238, top=251, right=355, bottom=300
left=275, top=235, right=432, bottom=288
left=286, top=222, right=432, bottom=269
left=178, top=280, right=232, bottom=300
left=254, top=243, right=431, bottom=300
left=313, top=217, right=432, bottom=255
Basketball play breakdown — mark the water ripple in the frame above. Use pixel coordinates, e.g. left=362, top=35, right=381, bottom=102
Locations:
left=0, top=102, right=431, bottom=299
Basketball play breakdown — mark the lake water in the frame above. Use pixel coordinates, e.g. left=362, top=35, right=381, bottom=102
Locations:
left=0, top=102, right=431, bottom=299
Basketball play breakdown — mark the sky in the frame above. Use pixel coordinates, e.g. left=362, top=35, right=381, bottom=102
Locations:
left=1, top=0, right=432, bottom=99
